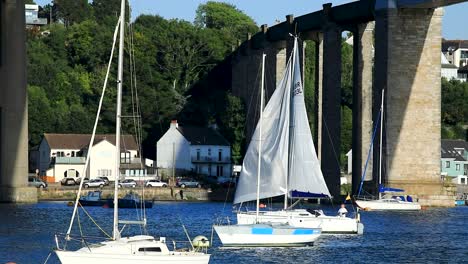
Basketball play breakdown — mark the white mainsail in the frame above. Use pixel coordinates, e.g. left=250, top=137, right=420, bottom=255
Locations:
left=233, top=54, right=293, bottom=204
left=234, top=38, right=330, bottom=205
left=288, top=39, right=330, bottom=198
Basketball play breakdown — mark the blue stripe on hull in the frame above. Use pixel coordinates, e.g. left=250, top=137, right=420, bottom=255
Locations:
left=293, top=229, right=314, bottom=235
left=251, top=228, right=274, bottom=234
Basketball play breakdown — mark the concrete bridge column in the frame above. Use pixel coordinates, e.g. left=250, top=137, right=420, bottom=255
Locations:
left=0, top=0, right=37, bottom=202
left=311, top=33, right=324, bottom=161
left=321, top=4, right=341, bottom=198
left=351, top=22, right=375, bottom=195
left=374, top=6, right=452, bottom=206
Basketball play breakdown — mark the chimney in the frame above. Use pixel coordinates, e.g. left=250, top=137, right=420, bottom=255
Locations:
left=170, top=120, right=178, bottom=129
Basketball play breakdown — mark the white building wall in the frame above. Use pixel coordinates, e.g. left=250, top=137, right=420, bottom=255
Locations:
left=49, top=164, right=86, bottom=183
left=191, top=145, right=231, bottom=177
left=441, top=67, right=459, bottom=80
left=157, top=126, right=191, bottom=170
left=89, top=140, right=118, bottom=181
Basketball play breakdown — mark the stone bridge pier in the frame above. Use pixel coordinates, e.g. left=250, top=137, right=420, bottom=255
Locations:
left=374, top=4, right=453, bottom=206
left=230, top=0, right=462, bottom=206
left=0, top=0, right=37, bottom=202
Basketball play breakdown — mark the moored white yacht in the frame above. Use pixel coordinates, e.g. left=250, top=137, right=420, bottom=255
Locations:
left=56, top=235, right=209, bottom=264
left=54, top=1, right=210, bottom=262
left=237, top=208, right=364, bottom=234
left=214, top=49, right=322, bottom=247
left=354, top=89, right=421, bottom=211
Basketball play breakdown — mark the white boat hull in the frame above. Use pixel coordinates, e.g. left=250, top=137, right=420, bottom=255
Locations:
left=355, top=199, right=421, bottom=211
left=55, top=235, right=210, bottom=264
left=56, top=251, right=210, bottom=264
left=237, top=209, right=363, bottom=234
left=214, top=224, right=321, bottom=247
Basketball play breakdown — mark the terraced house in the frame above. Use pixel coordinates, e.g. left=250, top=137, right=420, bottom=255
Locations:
left=36, top=133, right=146, bottom=183
left=441, top=139, right=468, bottom=185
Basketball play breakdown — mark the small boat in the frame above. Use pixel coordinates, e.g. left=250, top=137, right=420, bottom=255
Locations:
left=78, top=190, right=107, bottom=206
left=237, top=208, right=364, bottom=234
left=214, top=47, right=321, bottom=247
left=54, top=1, right=210, bottom=262
left=355, top=89, right=421, bottom=211
left=105, top=192, right=153, bottom=209
left=213, top=224, right=321, bottom=247
left=355, top=194, right=421, bottom=211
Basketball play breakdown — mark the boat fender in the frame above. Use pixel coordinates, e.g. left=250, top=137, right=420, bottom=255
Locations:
left=192, top=235, right=210, bottom=248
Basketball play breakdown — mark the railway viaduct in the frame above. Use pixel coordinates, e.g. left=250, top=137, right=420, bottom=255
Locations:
left=230, top=0, right=467, bottom=206
left=1, top=0, right=467, bottom=204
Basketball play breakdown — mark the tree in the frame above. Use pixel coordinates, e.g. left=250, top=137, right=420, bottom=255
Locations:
left=53, top=0, right=91, bottom=26
left=218, top=94, right=246, bottom=164
left=195, top=2, right=258, bottom=46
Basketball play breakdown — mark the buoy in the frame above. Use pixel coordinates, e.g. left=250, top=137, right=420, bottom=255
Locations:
left=259, top=203, right=266, bottom=208
left=67, top=201, right=74, bottom=206
left=364, top=207, right=372, bottom=211
left=192, top=235, right=210, bottom=248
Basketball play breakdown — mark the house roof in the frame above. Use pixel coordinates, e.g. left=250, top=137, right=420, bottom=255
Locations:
left=43, top=133, right=138, bottom=151
left=442, top=39, right=468, bottom=52
left=441, top=139, right=468, bottom=161
left=176, top=126, right=230, bottom=146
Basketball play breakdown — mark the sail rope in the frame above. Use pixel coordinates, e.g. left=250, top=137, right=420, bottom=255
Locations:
left=64, top=17, right=121, bottom=240
left=357, top=107, right=382, bottom=196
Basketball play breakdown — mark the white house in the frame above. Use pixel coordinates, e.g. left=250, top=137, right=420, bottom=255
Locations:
left=37, top=133, right=144, bottom=183
left=157, top=120, right=231, bottom=178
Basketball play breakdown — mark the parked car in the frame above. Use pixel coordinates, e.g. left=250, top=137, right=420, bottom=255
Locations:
left=84, top=179, right=106, bottom=188
left=118, top=179, right=137, bottom=188
left=28, top=176, right=47, bottom=188
left=60, top=177, right=77, bottom=186
left=98, top=177, right=110, bottom=186
left=75, top=177, right=89, bottom=184
left=145, top=180, right=168, bottom=188
left=176, top=178, right=201, bottom=188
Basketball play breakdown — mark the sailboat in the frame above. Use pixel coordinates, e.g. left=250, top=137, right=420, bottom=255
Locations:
left=233, top=37, right=364, bottom=234
left=54, top=1, right=210, bottom=263
left=213, top=52, right=322, bottom=247
left=354, top=89, right=421, bottom=211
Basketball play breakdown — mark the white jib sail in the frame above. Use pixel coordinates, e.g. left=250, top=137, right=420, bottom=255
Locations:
left=233, top=54, right=293, bottom=205
left=288, top=38, right=331, bottom=198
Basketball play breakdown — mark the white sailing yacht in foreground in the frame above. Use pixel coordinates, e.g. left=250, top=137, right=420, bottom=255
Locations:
left=214, top=52, right=322, bottom=247
left=354, top=90, right=421, bottom=211
left=54, top=1, right=210, bottom=263
left=234, top=37, right=363, bottom=234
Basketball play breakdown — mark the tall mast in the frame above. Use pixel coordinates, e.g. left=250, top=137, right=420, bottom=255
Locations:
left=378, top=89, right=385, bottom=200
left=113, top=0, right=125, bottom=241
left=256, top=53, right=266, bottom=222
left=285, top=38, right=297, bottom=210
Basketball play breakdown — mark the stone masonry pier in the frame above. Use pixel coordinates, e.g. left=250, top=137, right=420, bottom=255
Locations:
left=229, top=0, right=467, bottom=206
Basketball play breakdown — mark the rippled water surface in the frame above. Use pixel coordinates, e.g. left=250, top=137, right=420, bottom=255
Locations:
left=0, top=201, right=467, bottom=263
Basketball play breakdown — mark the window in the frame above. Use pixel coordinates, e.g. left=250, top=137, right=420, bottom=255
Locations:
left=196, top=149, right=200, bottom=160
left=208, top=149, right=211, bottom=156
left=121, top=152, right=131, bottom=163
left=217, top=165, right=223, bottom=177
left=208, top=164, right=212, bottom=176
left=71, top=151, right=75, bottom=157
left=461, top=178, right=466, bottom=184
left=445, top=161, right=450, bottom=168
left=138, top=247, right=161, bottom=252
left=456, top=164, right=460, bottom=171
left=218, top=149, right=222, bottom=161
left=98, top=169, right=112, bottom=177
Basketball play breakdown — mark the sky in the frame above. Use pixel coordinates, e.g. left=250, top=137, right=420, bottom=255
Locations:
left=34, top=0, right=468, bottom=39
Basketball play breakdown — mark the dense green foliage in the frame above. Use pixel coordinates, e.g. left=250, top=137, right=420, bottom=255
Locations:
left=27, top=1, right=256, bottom=159
left=441, top=78, right=468, bottom=140
left=27, top=1, right=466, bottom=169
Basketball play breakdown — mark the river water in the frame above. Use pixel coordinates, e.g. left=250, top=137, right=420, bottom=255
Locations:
left=0, top=201, right=466, bottom=263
